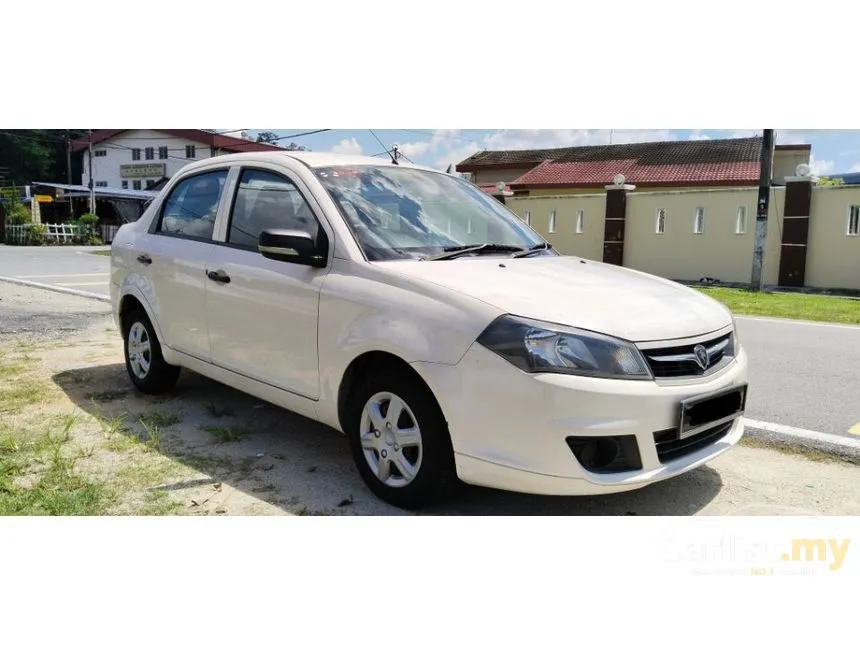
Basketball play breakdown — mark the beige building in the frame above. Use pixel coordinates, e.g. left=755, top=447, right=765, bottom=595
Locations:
left=504, top=177, right=860, bottom=292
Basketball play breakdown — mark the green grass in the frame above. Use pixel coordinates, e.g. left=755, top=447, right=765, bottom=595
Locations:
left=201, top=424, right=245, bottom=444
left=0, top=418, right=111, bottom=515
left=695, top=287, right=860, bottom=325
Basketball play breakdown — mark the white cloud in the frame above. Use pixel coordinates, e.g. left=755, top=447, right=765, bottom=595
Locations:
left=850, top=163, right=860, bottom=172
left=809, top=154, right=835, bottom=177
left=689, top=130, right=711, bottom=140
left=329, top=137, right=363, bottom=155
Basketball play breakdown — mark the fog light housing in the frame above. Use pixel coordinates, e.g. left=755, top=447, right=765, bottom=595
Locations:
left=566, top=435, right=643, bottom=473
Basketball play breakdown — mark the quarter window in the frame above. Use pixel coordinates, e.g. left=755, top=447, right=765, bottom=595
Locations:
left=227, top=169, right=319, bottom=250
left=157, top=169, right=229, bottom=240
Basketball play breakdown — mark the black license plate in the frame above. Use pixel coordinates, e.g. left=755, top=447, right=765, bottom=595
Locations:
left=678, top=384, right=747, bottom=440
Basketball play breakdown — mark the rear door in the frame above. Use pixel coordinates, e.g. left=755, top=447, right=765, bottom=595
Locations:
left=137, top=167, right=231, bottom=362
left=204, top=164, right=332, bottom=400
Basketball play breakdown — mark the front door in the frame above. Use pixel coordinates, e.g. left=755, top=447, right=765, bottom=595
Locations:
left=204, top=166, right=330, bottom=400
left=140, top=168, right=230, bottom=362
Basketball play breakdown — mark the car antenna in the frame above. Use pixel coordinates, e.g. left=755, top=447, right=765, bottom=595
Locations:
left=391, top=144, right=400, bottom=165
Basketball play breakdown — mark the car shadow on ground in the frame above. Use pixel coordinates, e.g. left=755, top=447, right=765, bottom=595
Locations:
left=52, top=363, right=724, bottom=516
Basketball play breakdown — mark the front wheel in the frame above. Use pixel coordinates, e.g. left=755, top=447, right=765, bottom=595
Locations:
left=345, top=368, right=459, bottom=510
left=123, top=308, right=180, bottom=395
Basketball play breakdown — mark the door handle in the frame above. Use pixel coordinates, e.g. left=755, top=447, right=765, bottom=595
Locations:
left=137, top=254, right=152, bottom=265
left=206, top=269, right=231, bottom=284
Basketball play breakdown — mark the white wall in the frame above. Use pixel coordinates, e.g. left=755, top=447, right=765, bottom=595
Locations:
left=80, top=129, right=220, bottom=189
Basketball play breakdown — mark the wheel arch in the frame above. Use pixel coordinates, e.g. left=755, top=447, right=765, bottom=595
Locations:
left=335, top=350, right=445, bottom=435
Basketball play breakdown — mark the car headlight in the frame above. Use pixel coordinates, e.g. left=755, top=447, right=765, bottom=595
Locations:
left=476, top=315, right=653, bottom=380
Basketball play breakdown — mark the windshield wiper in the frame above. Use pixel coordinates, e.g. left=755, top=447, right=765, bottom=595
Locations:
left=510, top=242, right=553, bottom=258
left=421, top=243, right=526, bottom=261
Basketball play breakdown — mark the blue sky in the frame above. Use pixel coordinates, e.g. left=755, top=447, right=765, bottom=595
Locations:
left=232, top=129, right=860, bottom=176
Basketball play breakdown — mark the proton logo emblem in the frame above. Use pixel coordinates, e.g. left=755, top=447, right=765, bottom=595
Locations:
left=693, top=344, right=709, bottom=371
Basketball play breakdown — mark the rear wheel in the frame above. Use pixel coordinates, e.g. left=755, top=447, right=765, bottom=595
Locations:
left=345, top=367, right=459, bottom=510
left=123, top=307, right=180, bottom=395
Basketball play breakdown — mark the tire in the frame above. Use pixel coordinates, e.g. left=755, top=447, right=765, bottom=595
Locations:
left=123, top=307, right=180, bottom=395
left=344, top=366, right=460, bottom=510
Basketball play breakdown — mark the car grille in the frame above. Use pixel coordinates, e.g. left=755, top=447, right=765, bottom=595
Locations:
left=653, top=421, right=733, bottom=464
left=641, top=332, right=733, bottom=379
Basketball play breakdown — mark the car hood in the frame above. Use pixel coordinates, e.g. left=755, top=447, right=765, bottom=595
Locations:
left=379, top=255, right=733, bottom=342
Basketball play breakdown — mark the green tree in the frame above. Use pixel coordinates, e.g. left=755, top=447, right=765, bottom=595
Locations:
left=817, top=176, right=845, bottom=186
left=0, top=130, right=82, bottom=186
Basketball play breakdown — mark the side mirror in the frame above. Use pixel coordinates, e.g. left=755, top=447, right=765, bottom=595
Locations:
left=258, top=229, right=327, bottom=268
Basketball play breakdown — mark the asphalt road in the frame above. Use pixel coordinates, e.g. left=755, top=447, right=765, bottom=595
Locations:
left=1, top=245, right=859, bottom=439
left=736, top=315, right=860, bottom=438
left=0, top=245, right=111, bottom=298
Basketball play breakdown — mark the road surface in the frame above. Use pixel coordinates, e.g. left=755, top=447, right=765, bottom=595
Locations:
left=1, top=245, right=859, bottom=439
left=0, top=245, right=110, bottom=298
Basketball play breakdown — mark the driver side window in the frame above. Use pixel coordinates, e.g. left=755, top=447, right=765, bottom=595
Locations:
left=227, top=168, right=319, bottom=251
left=157, top=169, right=228, bottom=240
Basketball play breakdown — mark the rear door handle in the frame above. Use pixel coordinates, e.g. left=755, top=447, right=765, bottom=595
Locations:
left=137, top=254, right=152, bottom=265
left=206, top=269, right=231, bottom=284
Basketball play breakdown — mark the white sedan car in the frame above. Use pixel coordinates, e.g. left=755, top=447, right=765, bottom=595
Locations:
left=110, top=151, right=748, bottom=509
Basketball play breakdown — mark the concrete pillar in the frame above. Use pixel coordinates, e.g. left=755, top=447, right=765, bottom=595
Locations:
left=603, top=180, right=635, bottom=265
left=778, top=169, right=815, bottom=287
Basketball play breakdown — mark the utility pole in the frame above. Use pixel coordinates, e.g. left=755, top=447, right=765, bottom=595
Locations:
left=750, top=129, right=775, bottom=291
left=65, top=130, right=74, bottom=217
left=87, top=129, right=96, bottom=216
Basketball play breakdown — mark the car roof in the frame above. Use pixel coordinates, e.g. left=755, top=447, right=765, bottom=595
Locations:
left=179, top=150, right=446, bottom=175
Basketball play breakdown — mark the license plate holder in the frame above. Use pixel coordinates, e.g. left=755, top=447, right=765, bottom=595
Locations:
left=678, top=384, right=748, bottom=440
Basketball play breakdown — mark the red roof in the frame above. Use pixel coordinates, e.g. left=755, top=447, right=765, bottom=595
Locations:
left=70, top=129, right=284, bottom=153
left=511, top=158, right=762, bottom=189
left=456, top=137, right=811, bottom=189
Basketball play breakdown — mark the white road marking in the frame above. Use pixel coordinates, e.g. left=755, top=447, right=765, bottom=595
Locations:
left=744, top=418, right=860, bottom=450
left=736, top=315, right=860, bottom=330
left=0, top=276, right=110, bottom=302
left=54, top=281, right=110, bottom=287
left=14, top=272, right=109, bottom=279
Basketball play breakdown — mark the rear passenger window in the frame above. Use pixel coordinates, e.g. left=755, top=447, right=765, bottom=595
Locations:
left=228, top=169, right=319, bottom=250
left=158, top=170, right=228, bottom=240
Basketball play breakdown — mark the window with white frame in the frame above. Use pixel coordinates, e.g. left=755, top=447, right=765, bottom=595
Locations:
left=121, top=180, right=128, bottom=189
left=693, top=206, right=705, bottom=234
left=849, top=205, right=860, bottom=236
left=576, top=209, right=584, bottom=234
left=548, top=210, right=556, bottom=233
left=736, top=206, right=747, bottom=234
left=145, top=147, right=154, bottom=160
left=94, top=149, right=106, bottom=157
left=185, top=144, right=196, bottom=159
left=158, top=146, right=168, bottom=160
left=131, top=148, right=141, bottom=161
left=95, top=181, right=108, bottom=187
left=655, top=208, right=666, bottom=234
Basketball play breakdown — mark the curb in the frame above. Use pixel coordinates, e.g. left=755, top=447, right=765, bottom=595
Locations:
left=0, top=276, right=110, bottom=303
left=743, top=419, right=860, bottom=465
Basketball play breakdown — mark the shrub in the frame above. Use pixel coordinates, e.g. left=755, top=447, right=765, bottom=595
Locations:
left=27, top=224, right=48, bottom=246
left=7, top=205, right=31, bottom=225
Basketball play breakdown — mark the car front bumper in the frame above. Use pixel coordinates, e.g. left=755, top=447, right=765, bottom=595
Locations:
left=410, top=342, right=749, bottom=496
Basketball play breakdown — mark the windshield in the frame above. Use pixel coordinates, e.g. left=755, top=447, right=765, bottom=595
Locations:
left=313, top=165, right=547, bottom=261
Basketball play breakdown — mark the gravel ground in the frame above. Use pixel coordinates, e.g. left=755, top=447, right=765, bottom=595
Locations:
left=2, top=281, right=859, bottom=516
left=0, top=281, right=113, bottom=343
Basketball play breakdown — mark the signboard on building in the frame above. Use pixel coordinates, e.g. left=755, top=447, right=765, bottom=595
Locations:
left=120, top=164, right=166, bottom=179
